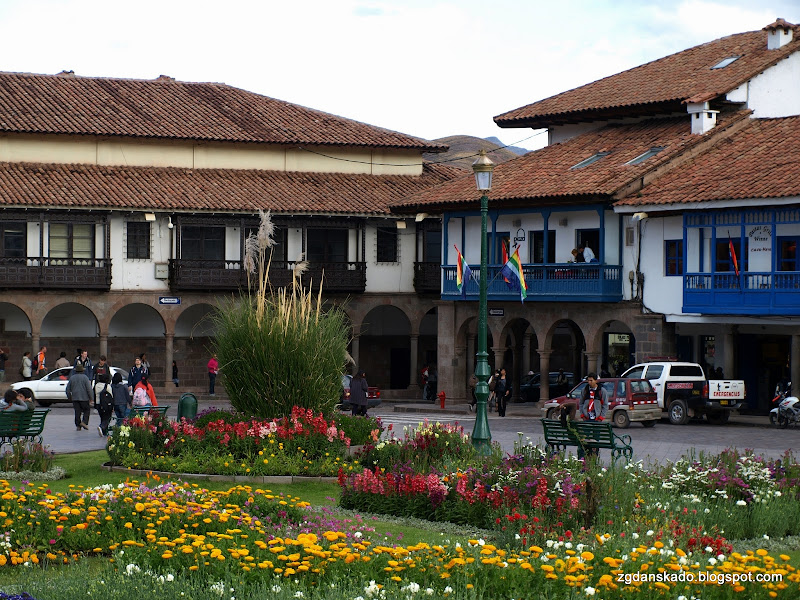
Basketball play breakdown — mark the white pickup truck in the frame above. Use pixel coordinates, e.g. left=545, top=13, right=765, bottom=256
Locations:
left=621, top=362, right=745, bottom=425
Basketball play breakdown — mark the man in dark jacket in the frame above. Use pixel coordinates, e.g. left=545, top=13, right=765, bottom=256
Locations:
left=578, top=373, right=610, bottom=458
left=349, top=370, right=369, bottom=417
left=66, top=363, right=93, bottom=431
left=74, top=349, right=93, bottom=382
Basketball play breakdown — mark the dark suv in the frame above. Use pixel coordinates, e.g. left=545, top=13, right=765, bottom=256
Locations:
left=519, top=371, right=575, bottom=402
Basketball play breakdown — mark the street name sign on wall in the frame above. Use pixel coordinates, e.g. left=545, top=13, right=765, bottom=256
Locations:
left=159, top=297, right=181, bottom=305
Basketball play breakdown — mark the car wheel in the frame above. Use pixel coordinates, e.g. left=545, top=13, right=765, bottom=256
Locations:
left=668, top=399, right=689, bottom=425
left=546, top=407, right=557, bottom=419
left=642, top=420, right=657, bottom=428
left=706, top=411, right=730, bottom=425
left=613, top=410, right=630, bottom=429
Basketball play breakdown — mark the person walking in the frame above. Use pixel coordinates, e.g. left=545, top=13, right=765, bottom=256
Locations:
left=488, top=369, right=500, bottom=412
left=349, top=369, right=369, bottom=417
left=36, top=346, right=47, bottom=377
left=495, top=367, right=511, bottom=417
left=579, top=373, right=610, bottom=458
left=54, top=351, right=70, bottom=370
left=66, top=363, right=93, bottom=431
left=111, top=371, right=131, bottom=421
left=74, top=349, right=93, bottom=382
left=95, top=378, right=114, bottom=436
left=208, top=354, right=219, bottom=396
left=128, top=356, right=146, bottom=394
left=21, top=351, right=32, bottom=381
left=139, top=353, right=151, bottom=376
left=0, top=348, right=8, bottom=384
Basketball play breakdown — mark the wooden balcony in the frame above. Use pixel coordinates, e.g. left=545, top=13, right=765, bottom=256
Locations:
left=442, top=263, right=623, bottom=302
left=0, top=257, right=112, bottom=290
left=684, top=271, right=800, bottom=315
left=169, top=259, right=366, bottom=293
left=414, top=261, right=441, bottom=294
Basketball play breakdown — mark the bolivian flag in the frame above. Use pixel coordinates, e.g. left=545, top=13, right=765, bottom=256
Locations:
left=500, top=247, right=527, bottom=302
left=455, top=245, right=472, bottom=298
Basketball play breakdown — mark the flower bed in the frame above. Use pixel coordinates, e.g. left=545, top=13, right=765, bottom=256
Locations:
left=106, top=406, right=380, bottom=477
left=2, top=475, right=799, bottom=599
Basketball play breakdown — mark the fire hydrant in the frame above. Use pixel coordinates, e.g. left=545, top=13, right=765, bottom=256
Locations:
left=437, top=390, right=446, bottom=409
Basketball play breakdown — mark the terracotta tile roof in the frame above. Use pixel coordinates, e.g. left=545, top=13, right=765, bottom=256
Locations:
left=0, top=161, right=461, bottom=216
left=495, top=22, right=800, bottom=128
left=616, top=116, right=800, bottom=207
left=0, top=71, right=446, bottom=151
left=395, top=112, right=749, bottom=212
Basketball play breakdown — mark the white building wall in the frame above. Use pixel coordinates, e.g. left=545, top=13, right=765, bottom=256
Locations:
left=111, top=215, right=170, bottom=291
left=362, top=223, right=415, bottom=293
left=639, top=216, right=684, bottom=314
left=744, top=52, right=800, bottom=118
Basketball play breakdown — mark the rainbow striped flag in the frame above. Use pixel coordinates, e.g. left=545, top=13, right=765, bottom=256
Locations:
left=500, top=247, right=527, bottom=302
left=455, top=245, right=472, bottom=298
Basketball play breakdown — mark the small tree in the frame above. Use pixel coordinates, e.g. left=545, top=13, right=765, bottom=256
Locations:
left=212, top=210, right=349, bottom=419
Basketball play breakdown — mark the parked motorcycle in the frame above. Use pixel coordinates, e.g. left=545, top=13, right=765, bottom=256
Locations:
left=770, top=382, right=800, bottom=428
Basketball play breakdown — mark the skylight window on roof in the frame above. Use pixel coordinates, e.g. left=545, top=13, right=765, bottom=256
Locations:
left=711, top=56, right=741, bottom=69
left=570, top=152, right=610, bottom=169
left=626, top=146, right=666, bottom=166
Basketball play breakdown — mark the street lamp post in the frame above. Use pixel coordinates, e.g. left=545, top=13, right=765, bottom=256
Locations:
left=471, top=150, right=495, bottom=453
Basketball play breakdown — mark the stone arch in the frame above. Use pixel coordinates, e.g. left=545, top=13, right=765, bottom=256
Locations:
left=591, top=319, right=636, bottom=376
left=109, top=303, right=166, bottom=338
left=174, top=303, right=217, bottom=338
left=39, top=302, right=101, bottom=369
left=360, top=305, right=412, bottom=390
left=498, top=317, right=538, bottom=401
left=0, top=302, right=33, bottom=377
left=542, top=318, right=587, bottom=378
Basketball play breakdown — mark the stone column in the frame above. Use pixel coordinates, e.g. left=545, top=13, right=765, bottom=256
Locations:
left=409, top=334, right=419, bottom=393
left=792, top=335, right=800, bottom=396
left=99, top=333, right=108, bottom=360
left=455, top=343, right=467, bottom=401
left=723, top=329, right=735, bottom=379
left=436, top=301, right=456, bottom=404
left=31, top=332, right=40, bottom=359
left=511, top=344, right=520, bottom=402
left=467, top=334, right=476, bottom=374
left=350, top=335, right=360, bottom=372
left=538, top=350, right=552, bottom=403
left=522, top=332, right=532, bottom=376
left=165, top=332, right=174, bottom=389
left=585, top=352, right=600, bottom=376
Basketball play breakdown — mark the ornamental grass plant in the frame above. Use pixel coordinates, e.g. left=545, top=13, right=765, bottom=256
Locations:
left=212, top=209, right=350, bottom=419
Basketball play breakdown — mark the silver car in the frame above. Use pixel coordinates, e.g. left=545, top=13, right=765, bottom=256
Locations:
left=11, top=366, right=129, bottom=407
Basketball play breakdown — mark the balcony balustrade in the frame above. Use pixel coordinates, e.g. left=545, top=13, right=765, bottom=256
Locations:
left=684, top=271, right=800, bottom=315
left=442, top=263, right=623, bottom=302
left=0, top=257, right=112, bottom=290
left=414, top=261, right=441, bottom=294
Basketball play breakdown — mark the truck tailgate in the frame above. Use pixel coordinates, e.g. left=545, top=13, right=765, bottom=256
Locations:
left=707, top=380, right=746, bottom=404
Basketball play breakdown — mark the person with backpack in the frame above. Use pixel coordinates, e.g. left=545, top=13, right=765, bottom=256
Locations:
left=66, top=363, right=93, bottom=431
left=132, top=375, right=158, bottom=408
left=35, top=346, right=46, bottom=377
left=111, top=371, right=131, bottom=421
left=95, top=379, right=114, bottom=436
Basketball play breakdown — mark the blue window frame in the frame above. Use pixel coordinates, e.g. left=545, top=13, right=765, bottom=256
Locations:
left=665, top=240, right=683, bottom=276
left=779, top=236, right=800, bottom=271
left=715, top=238, right=746, bottom=272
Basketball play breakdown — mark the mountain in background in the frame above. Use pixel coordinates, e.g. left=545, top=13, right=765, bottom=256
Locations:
left=423, top=135, right=529, bottom=171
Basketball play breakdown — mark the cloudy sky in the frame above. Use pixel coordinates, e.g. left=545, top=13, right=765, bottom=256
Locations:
left=1, top=0, right=798, bottom=148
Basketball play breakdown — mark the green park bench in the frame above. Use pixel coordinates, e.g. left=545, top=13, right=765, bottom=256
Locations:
left=541, top=418, right=633, bottom=461
left=0, top=408, right=50, bottom=445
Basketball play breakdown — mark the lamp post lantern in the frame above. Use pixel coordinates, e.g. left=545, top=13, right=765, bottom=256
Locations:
left=471, top=150, right=495, bottom=453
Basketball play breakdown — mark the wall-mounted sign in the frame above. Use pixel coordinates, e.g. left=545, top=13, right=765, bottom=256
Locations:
left=488, top=308, right=504, bottom=317
left=747, top=225, right=772, bottom=272
left=159, top=296, right=181, bottom=305
left=513, top=228, right=526, bottom=244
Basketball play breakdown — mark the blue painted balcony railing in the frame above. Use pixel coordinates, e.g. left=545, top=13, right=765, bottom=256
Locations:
left=684, top=271, right=800, bottom=315
left=442, top=263, right=623, bottom=302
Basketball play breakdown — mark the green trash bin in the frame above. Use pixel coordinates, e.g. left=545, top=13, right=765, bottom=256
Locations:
left=177, top=392, right=198, bottom=421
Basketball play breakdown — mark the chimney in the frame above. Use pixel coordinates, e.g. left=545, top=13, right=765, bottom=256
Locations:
left=155, top=75, right=175, bottom=81
left=687, top=101, right=719, bottom=135
left=57, top=70, right=76, bottom=77
left=764, top=18, right=794, bottom=50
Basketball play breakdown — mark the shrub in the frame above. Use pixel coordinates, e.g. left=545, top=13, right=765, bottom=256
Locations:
left=0, top=440, right=54, bottom=473
left=332, top=413, right=384, bottom=446
left=212, top=210, right=349, bottom=420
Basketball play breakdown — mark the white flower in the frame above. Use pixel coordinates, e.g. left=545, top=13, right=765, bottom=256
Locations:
left=425, top=589, right=434, bottom=596
left=736, top=500, right=746, bottom=506
left=271, top=585, right=282, bottom=593
left=585, top=587, right=596, bottom=596
left=708, top=557, right=717, bottom=565
left=354, top=531, right=363, bottom=539
left=631, top=533, right=639, bottom=539
left=646, top=530, right=654, bottom=536
left=764, top=534, right=770, bottom=540
left=705, top=546, right=713, bottom=553
left=444, top=587, right=453, bottom=594
left=294, top=592, right=304, bottom=599
left=126, top=564, right=141, bottom=576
